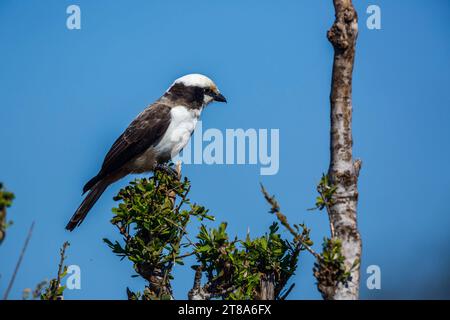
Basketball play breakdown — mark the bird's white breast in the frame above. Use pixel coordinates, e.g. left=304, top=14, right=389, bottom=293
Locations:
left=154, top=106, right=201, bottom=159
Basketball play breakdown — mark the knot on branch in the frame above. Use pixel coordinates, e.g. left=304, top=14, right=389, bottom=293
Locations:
left=327, top=6, right=358, bottom=50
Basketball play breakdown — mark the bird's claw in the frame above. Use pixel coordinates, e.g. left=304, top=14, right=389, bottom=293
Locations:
left=155, top=164, right=179, bottom=178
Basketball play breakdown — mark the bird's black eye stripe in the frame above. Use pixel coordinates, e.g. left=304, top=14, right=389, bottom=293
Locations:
left=204, top=88, right=212, bottom=94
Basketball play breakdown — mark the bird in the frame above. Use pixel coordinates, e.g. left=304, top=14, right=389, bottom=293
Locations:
left=66, top=74, right=227, bottom=231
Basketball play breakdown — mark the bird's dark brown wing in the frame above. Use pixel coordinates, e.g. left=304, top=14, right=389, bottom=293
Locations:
left=101, top=102, right=172, bottom=174
left=83, top=102, right=171, bottom=193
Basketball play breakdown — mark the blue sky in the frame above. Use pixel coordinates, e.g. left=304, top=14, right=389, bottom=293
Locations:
left=1, top=0, right=449, bottom=299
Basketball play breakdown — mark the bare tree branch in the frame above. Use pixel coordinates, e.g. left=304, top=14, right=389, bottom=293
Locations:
left=3, top=221, right=35, bottom=300
left=40, top=241, right=70, bottom=300
left=325, top=0, right=362, bottom=300
left=54, top=241, right=70, bottom=299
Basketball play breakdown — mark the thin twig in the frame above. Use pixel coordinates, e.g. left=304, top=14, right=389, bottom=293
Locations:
left=55, top=242, right=70, bottom=289
left=279, top=283, right=295, bottom=300
left=3, top=221, right=35, bottom=300
left=114, top=222, right=131, bottom=243
left=260, top=185, right=320, bottom=259
left=162, top=216, right=196, bottom=248
left=174, top=185, right=191, bottom=214
left=175, top=251, right=195, bottom=260
left=321, top=194, right=336, bottom=238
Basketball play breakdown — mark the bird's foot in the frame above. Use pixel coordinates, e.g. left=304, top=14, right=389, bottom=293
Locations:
left=155, top=164, right=179, bottom=179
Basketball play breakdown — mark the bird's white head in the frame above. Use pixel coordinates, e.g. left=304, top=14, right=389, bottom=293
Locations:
left=166, top=74, right=227, bottom=107
left=172, top=74, right=216, bottom=89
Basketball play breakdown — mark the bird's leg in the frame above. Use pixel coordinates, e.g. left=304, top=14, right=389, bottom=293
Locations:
left=154, top=163, right=178, bottom=178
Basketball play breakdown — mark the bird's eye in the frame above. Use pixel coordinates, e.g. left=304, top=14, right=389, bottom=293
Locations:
left=204, top=88, right=212, bottom=95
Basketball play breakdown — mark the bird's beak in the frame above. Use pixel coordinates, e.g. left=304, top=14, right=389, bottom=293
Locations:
left=213, top=92, right=227, bottom=103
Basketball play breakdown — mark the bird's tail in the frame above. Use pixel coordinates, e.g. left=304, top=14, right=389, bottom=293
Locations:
left=66, top=180, right=109, bottom=231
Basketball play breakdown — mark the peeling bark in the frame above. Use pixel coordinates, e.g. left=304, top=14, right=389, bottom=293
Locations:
left=258, top=273, right=275, bottom=300
left=188, top=266, right=208, bottom=300
left=326, top=0, right=362, bottom=300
